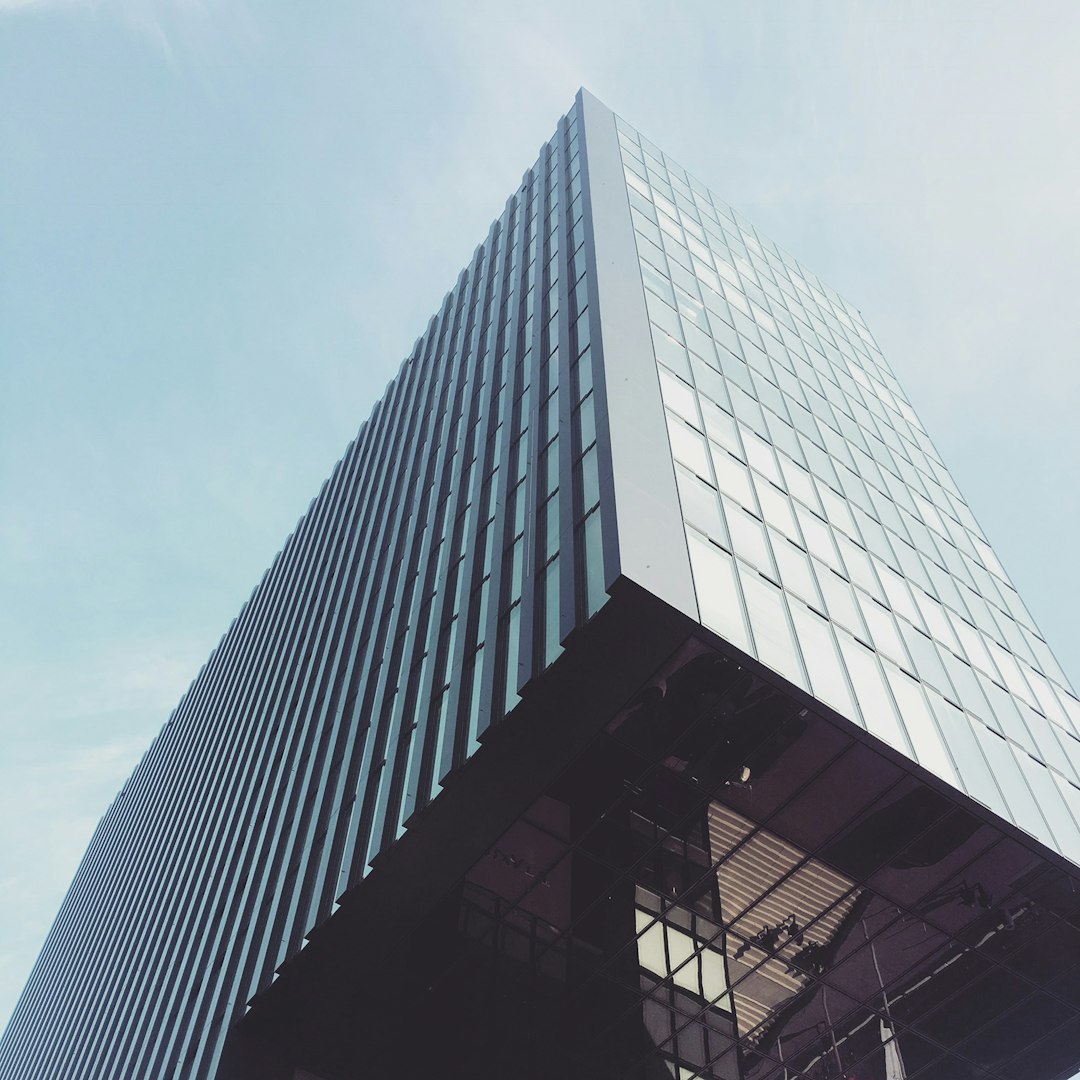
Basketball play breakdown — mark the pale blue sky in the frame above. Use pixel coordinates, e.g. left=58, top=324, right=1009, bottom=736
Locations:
left=2, top=0, right=1079, bottom=1040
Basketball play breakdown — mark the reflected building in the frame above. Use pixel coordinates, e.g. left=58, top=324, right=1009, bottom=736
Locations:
left=3, top=90, right=1080, bottom=1080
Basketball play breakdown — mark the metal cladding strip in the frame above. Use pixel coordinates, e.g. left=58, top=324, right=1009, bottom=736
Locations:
left=193, top=379, right=415, bottom=1051
left=534, top=125, right=570, bottom=677
left=45, top=597, right=264, bottom=1080
left=450, top=203, right=520, bottom=766
left=148, top=449, right=367, bottom=1077
left=326, top=313, right=452, bottom=900
left=117, top=477, right=341, bottom=1075
left=572, top=99, right=617, bottom=611
left=295, top=396, right=415, bottom=908
left=0, top=791, right=119, bottom=1069
left=42, top=521, right=298, bottom=1080
left=547, top=119, right=572, bottom=644
left=232, top=450, right=375, bottom=1020
left=306, top=328, right=435, bottom=901
left=141, top=466, right=345, bottom=1080
left=496, top=173, right=538, bottom=707
left=27, top=697, right=173, bottom=1067
left=52, top=716, right=196, bottom=1075
left=573, top=88, right=619, bottom=600
left=556, top=109, right=585, bottom=644
left=106, top=457, right=348, bottom=1080
left=359, top=329, right=457, bottom=857
left=533, top=152, right=560, bottom=684
left=399, top=244, right=492, bottom=831
left=524, top=152, right=561, bottom=696
left=566, top=111, right=607, bottom=626
left=392, top=259, right=485, bottom=818
left=502, top=149, right=558, bottom=700
left=232, top=329, right=437, bottom=1007
left=576, top=88, right=698, bottom=619
left=531, top=137, right=555, bottom=671
left=340, top=288, right=462, bottom=891
left=422, top=231, right=499, bottom=805
left=547, top=114, right=581, bottom=668
left=272, top=433, right=405, bottom=966
left=512, top=169, right=540, bottom=696
left=0, top=99, right=622, bottom=1080
left=474, top=179, right=530, bottom=742
left=436, top=213, right=515, bottom=787
left=146, top=429, right=371, bottom=1080
left=416, top=259, right=488, bottom=806
left=221, top=451, right=369, bottom=976
left=349, top=315, right=455, bottom=881
left=372, top=258, right=482, bottom=858
left=351, top=300, right=456, bottom=855
left=238, top=442, right=401, bottom=1006
left=3, top=738, right=122, bottom=1054
left=206, top=367, right=421, bottom=1060
left=310, top=348, right=438, bottom=909
left=512, top=163, right=540, bottom=691
left=292, top=359, right=442, bottom=938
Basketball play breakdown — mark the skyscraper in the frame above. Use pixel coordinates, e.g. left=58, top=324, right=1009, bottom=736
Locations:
left=3, top=87, right=1080, bottom=1079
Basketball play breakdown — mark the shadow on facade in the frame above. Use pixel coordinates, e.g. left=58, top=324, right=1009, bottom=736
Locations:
left=226, top=595, right=1080, bottom=1080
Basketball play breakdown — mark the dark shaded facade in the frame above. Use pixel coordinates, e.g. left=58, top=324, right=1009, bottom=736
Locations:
left=3, top=91, right=1080, bottom=1080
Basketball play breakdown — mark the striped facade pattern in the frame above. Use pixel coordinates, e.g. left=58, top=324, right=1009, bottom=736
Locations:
left=0, top=97, right=613, bottom=1080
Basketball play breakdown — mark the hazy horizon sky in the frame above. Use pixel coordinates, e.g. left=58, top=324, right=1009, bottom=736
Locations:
left=2, top=0, right=1079, bottom=1040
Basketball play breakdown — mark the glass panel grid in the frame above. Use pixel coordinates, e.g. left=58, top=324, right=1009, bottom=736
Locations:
left=612, top=112, right=1080, bottom=857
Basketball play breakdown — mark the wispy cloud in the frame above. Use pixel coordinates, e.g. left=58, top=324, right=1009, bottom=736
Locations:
left=1, top=0, right=251, bottom=67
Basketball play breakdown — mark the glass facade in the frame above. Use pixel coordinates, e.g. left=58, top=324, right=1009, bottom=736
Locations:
left=0, top=99, right=613, bottom=1080
left=388, top=640, right=1080, bottom=1080
left=2, top=90, right=1078, bottom=1080
left=612, top=113, right=1080, bottom=862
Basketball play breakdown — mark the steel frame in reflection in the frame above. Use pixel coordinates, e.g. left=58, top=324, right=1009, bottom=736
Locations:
left=438, top=639, right=1080, bottom=1079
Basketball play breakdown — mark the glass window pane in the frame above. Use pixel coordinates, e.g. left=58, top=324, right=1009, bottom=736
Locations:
left=741, top=426, right=782, bottom=486
left=722, top=496, right=774, bottom=577
left=737, top=564, right=806, bottom=690
left=676, top=469, right=728, bottom=549
left=687, top=533, right=751, bottom=655
left=1050, top=775, right=1080, bottom=863
left=815, top=564, right=867, bottom=640
left=926, top=690, right=1007, bottom=818
left=899, top=620, right=956, bottom=702
left=1013, top=748, right=1080, bottom=860
left=666, top=414, right=713, bottom=480
left=711, top=446, right=757, bottom=511
left=700, top=398, right=742, bottom=458
left=795, top=505, right=841, bottom=572
left=856, top=592, right=910, bottom=671
left=542, top=557, right=561, bottom=668
left=658, top=367, right=700, bottom=426
left=972, top=723, right=1053, bottom=845
left=635, top=909, right=667, bottom=976
left=652, top=326, right=693, bottom=381
left=504, top=604, right=522, bottom=712
left=883, top=663, right=958, bottom=786
left=754, top=476, right=799, bottom=541
left=789, top=600, right=858, bottom=722
left=582, top=509, right=606, bottom=618
left=837, top=631, right=911, bottom=755
left=770, top=531, right=822, bottom=609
